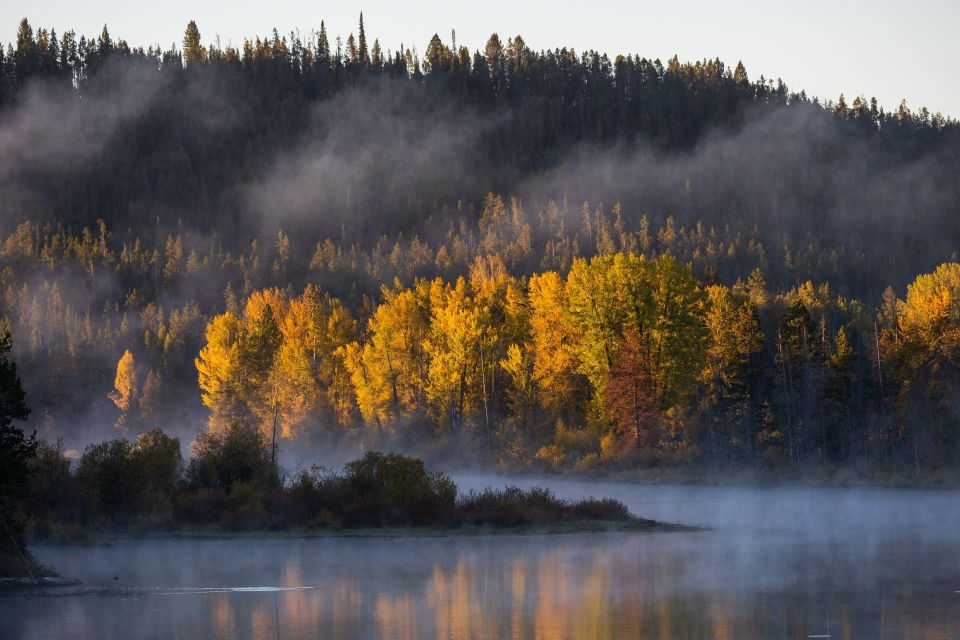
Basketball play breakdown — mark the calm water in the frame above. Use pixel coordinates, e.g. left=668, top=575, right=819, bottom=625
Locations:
left=3, top=478, right=959, bottom=640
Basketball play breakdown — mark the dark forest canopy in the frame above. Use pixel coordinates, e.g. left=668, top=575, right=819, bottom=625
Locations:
left=0, top=15, right=957, bottom=289
left=2, top=16, right=960, bottom=476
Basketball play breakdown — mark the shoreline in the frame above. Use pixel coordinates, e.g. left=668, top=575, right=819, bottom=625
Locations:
left=26, top=518, right=699, bottom=548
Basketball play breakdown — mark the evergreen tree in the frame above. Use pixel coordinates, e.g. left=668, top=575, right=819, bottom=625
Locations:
left=357, top=13, right=369, bottom=65
left=0, top=330, right=33, bottom=574
left=182, top=20, right=204, bottom=66
left=13, top=18, right=37, bottom=83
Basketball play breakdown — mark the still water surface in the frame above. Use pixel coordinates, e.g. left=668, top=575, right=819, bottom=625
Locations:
left=3, top=477, right=959, bottom=639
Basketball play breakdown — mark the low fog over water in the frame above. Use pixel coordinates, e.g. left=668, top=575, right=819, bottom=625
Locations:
left=4, top=478, right=959, bottom=639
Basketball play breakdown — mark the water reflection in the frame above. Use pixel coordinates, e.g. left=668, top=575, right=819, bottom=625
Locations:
left=4, top=483, right=960, bottom=639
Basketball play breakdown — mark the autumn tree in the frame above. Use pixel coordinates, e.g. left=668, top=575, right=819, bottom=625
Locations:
left=469, top=254, right=526, bottom=441
left=500, top=343, right=536, bottom=433
left=343, top=282, right=429, bottom=429
left=824, top=327, right=856, bottom=460
left=882, top=263, right=960, bottom=469
left=424, top=277, right=481, bottom=435
left=108, top=349, right=138, bottom=430
left=527, top=271, right=584, bottom=423
left=567, top=253, right=706, bottom=437
left=701, top=285, right=766, bottom=460
left=196, top=312, right=248, bottom=431
left=605, top=329, right=658, bottom=448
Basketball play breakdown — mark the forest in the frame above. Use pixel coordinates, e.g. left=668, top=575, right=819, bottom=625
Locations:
left=2, top=15, right=960, bottom=477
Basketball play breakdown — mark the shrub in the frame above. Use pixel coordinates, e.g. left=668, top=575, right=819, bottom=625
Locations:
left=458, top=485, right=633, bottom=527
left=534, top=445, right=566, bottom=470
left=310, top=452, right=459, bottom=528
left=133, top=429, right=183, bottom=494
left=573, top=452, right=603, bottom=472
left=221, top=481, right=271, bottom=530
left=76, top=438, right=140, bottom=522
left=25, top=439, right=75, bottom=530
left=131, top=429, right=183, bottom=524
left=554, top=421, right=599, bottom=458
left=186, top=423, right=275, bottom=491
left=174, top=488, right=228, bottom=525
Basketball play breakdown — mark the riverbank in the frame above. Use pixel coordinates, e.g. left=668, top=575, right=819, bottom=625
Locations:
left=23, top=501, right=694, bottom=549
left=29, top=517, right=694, bottom=546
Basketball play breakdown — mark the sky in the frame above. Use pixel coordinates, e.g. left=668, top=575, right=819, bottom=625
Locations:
left=4, top=0, right=959, bottom=118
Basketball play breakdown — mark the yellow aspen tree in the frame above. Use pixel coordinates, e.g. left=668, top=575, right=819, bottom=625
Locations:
left=341, top=341, right=392, bottom=429
left=272, top=298, right=318, bottom=437
left=500, top=343, right=536, bottom=431
left=195, top=312, right=247, bottom=431
left=528, top=271, right=582, bottom=419
left=469, top=254, right=520, bottom=438
left=343, top=283, right=429, bottom=429
left=424, top=277, right=481, bottom=432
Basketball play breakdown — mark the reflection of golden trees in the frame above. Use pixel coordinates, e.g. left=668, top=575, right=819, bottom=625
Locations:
left=212, top=596, right=236, bottom=638
left=195, top=538, right=959, bottom=640
left=376, top=594, right=415, bottom=640
left=533, top=549, right=568, bottom=640
left=510, top=559, right=528, bottom=640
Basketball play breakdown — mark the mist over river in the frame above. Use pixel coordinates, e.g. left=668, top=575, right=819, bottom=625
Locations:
left=3, top=477, right=959, bottom=639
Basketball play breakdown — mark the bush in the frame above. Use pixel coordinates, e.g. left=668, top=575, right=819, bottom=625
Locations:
left=174, top=488, right=228, bottom=526
left=72, top=431, right=185, bottom=526
left=220, top=481, right=272, bottom=530
left=323, top=452, right=459, bottom=527
left=76, top=438, right=140, bottom=522
left=25, top=439, right=76, bottom=531
left=186, top=423, right=275, bottom=491
left=457, top=485, right=634, bottom=527
left=133, top=429, right=183, bottom=494
left=554, top=421, right=599, bottom=458
left=573, top=452, right=603, bottom=472
left=131, top=429, right=183, bottom=524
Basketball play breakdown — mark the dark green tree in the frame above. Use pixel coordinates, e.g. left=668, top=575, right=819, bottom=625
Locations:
left=357, top=13, right=369, bottom=65
left=0, top=330, right=33, bottom=576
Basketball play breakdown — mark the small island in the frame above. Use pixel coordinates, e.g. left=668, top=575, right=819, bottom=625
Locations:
left=2, top=424, right=690, bottom=587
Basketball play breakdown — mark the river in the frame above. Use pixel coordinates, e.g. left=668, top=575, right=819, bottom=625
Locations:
left=3, top=477, right=958, bottom=639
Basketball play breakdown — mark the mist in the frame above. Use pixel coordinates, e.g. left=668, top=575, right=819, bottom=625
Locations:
left=517, top=103, right=958, bottom=295
left=7, top=478, right=960, bottom=638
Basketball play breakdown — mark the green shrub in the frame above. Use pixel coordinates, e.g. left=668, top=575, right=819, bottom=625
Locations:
left=76, top=438, right=139, bottom=522
left=186, top=423, right=275, bottom=491
left=133, top=429, right=183, bottom=494
left=327, top=451, right=459, bottom=527
left=25, top=439, right=76, bottom=531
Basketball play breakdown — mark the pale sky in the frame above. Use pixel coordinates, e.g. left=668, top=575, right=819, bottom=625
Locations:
left=4, top=0, right=959, bottom=117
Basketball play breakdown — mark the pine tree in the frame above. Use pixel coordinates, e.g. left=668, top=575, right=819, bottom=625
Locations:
left=0, top=329, right=33, bottom=571
left=357, top=13, right=369, bottom=65
left=484, top=33, right=504, bottom=91
left=97, top=24, right=113, bottom=58
left=13, top=18, right=37, bottom=82
left=317, top=21, right=330, bottom=65
left=346, top=34, right=358, bottom=66
left=182, top=20, right=204, bottom=66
